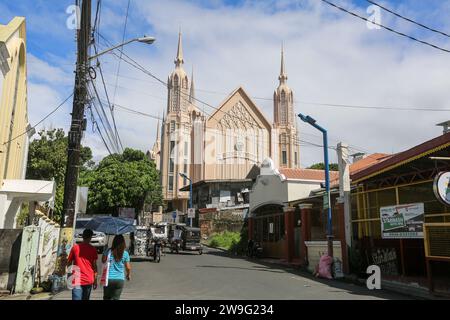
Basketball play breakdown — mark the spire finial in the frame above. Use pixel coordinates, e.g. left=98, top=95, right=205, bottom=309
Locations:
left=279, top=42, right=287, bottom=84
left=175, top=28, right=184, bottom=67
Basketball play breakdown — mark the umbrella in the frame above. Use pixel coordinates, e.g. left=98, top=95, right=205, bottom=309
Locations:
left=84, top=216, right=136, bottom=235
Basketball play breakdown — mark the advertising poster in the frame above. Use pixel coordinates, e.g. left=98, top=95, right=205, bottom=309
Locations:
left=380, top=203, right=424, bottom=239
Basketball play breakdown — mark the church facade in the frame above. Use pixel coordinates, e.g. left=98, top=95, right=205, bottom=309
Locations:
left=149, top=33, right=301, bottom=213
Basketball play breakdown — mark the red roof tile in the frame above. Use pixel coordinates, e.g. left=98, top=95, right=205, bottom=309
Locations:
left=279, top=168, right=339, bottom=181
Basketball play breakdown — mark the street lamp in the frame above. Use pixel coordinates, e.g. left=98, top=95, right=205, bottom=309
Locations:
left=88, top=36, right=156, bottom=61
left=179, top=172, right=193, bottom=227
left=298, top=113, right=334, bottom=258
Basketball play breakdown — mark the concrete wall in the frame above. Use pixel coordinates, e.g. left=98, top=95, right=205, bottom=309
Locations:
left=0, top=229, right=22, bottom=291
left=287, top=180, right=322, bottom=202
left=250, top=174, right=288, bottom=212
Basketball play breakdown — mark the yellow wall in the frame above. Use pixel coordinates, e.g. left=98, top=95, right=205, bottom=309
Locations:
left=0, top=17, right=28, bottom=186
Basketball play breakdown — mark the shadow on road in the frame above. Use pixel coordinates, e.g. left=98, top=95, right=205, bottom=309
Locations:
left=195, top=264, right=286, bottom=274
left=205, top=248, right=412, bottom=300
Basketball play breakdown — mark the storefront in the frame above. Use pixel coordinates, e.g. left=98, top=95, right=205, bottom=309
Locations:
left=350, top=132, right=450, bottom=295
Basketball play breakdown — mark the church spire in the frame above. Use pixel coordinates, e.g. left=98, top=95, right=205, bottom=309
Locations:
left=189, top=66, right=195, bottom=103
left=279, top=43, right=287, bottom=84
left=175, top=29, right=184, bottom=67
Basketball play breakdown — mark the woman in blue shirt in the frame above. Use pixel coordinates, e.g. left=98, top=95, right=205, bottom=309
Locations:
left=102, top=235, right=131, bottom=300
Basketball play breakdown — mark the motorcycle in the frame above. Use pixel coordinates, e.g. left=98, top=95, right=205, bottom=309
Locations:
left=170, top=239, right=181, bottom=254
left=247, top=240, right=263, bottom=258
left=147, top=238, right=162, bottom=263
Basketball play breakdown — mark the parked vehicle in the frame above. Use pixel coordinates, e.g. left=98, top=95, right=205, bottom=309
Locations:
left=247, top=239, right=263, bottom=258
left=75, top=217, right=107, bottom=253
left=180, top=226, right=203, bottom=255
left=170, top=239, right=181, bottom=254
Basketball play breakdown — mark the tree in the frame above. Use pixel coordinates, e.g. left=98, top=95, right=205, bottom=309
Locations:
left=80, top=148, right=162, bottom=215
left=26, top=128, right=93, bottom=222
left=307, top=162, right=339, bottom=171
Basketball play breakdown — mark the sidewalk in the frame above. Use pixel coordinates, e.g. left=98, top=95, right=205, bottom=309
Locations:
left=0, top=292, right=53, bottom=300
left=255, top=257, right=445, bottom=300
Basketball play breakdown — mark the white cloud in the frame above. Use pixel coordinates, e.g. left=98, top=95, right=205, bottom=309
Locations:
left=26, top=0, right=450, bottom=167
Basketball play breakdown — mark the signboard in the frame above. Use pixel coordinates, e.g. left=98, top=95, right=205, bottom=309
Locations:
left=187, top=208, right=196, bottom=218
left=119, top=207, right=136, bottom=219
left=433, top=172, right=450, bottom=205
left=380, top=203, right=424, bottom=239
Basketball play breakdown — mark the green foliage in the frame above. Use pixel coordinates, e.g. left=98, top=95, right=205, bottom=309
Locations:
left=208, top=231, right=241, bottom=250
left=307, top=162, right=339, bottom=171
left=16, top=203, right=29, bottom=227
left=80, top=148, right=162, bottom=215
left=26, top=129, right=92, bottom=222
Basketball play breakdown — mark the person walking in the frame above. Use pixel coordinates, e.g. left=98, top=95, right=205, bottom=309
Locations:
left=101, top=235, right=131, bottom=300
left=67, top=229, right=98, bottom=300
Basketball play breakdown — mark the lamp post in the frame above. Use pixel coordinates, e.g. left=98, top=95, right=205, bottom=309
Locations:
left=298, top=113, right=333, bottom=258
left=88, top=36, right=156, bottom=61
left=179, top=173, right=193, bottom=227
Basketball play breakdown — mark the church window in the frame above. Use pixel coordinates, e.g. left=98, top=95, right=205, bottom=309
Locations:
left=170, top=121, right=176, bottom=133
left=184, top=141, right=188, bottom=157
left=169, top=159, right=174, bottom=173
left=282, top=151, right=287, bottom=165
left=168, top=175, right=174, bottom=191
left=172, top=75, right=180, bottom=112
left=183, top=160, right=188, bottom=186
left=169, top=141, right=175, bottom=173
left=280, top=91, right=287, bottom=124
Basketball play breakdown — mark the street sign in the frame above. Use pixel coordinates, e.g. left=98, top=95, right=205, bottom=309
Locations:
left=187, top=208, right=195, bottom=218
left=172, top=211, right=177, bottom=220
left=323, top=193, right=330, bottom=209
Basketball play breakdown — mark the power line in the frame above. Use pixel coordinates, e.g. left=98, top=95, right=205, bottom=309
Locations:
left=87, top=85, right=120, bottom=153
left=2, top=92, right=74, bottom=146
left=96, top=34, right=373, bottom=154
left=86, top=104, right=113, bottom=155
left=92, top=40, right=124, bottom=151
left=99, top=70, right=450, bottom=113
left=365, top=0, right=450, bottom=39
left=320, top=0, right=450, bottom=54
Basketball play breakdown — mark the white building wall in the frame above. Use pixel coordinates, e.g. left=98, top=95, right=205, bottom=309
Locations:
left=287, top=180, right=323, bottom=201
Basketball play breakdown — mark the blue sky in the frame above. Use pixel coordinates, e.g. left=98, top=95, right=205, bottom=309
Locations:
left=2, top=0, right=450, bottom=165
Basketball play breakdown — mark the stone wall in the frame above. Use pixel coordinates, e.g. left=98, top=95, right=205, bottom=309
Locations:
left=200, top=208, right=245, bottom=237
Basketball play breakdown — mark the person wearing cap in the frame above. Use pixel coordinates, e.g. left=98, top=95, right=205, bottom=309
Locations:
left=67, top=229, right=99, bottom=300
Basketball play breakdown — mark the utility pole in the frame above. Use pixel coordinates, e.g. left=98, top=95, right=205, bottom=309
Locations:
left=337, top=143, right=352, bottom=262
left=54, top=0, right=91, bottom=279
left=62, top=0, right=91, bottom=228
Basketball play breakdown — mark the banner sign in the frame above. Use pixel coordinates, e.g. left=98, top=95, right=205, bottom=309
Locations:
left=380, top=203, right=424, bottom=239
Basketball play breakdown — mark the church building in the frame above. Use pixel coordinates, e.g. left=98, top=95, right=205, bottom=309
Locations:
left=149, top=32, right=301, bottom=213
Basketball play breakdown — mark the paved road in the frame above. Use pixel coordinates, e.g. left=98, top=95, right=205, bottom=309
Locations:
left=53, top=247, right=409, bottom=300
